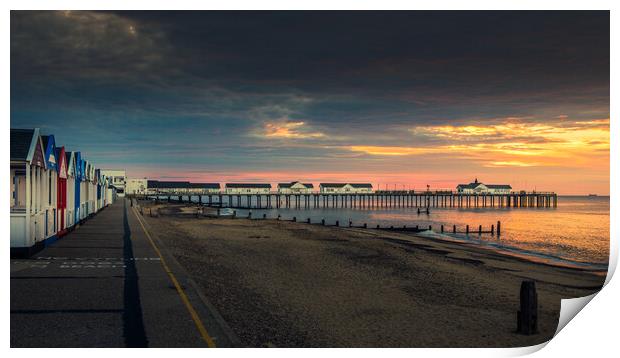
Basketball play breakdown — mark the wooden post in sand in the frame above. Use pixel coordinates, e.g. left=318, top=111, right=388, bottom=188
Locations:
left=517, top=280, right=538, bottom=335
left=322, top=218, right=325, bottom=226
left=466, top=225, right=469, bottom=234
left=497, top=221, right=501, bottom=237
left=441, top=225, right=444, bottom=233
left=491, top=224, right=494, bottom=235
left=478, top=225, right=482, bottom=235
left=453, top=225, right=456, bottom=234
left=335, top=220, right=339, bottom=227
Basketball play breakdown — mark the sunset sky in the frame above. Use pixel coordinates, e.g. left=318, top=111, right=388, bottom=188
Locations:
left=11, top=11, right=610, bottom=194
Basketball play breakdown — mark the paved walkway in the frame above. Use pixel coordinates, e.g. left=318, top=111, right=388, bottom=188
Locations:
left=11, top=199, right=237, bottom=347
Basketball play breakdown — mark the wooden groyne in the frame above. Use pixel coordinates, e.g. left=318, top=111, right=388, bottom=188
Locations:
left=137, top=191, right=558, bottom=209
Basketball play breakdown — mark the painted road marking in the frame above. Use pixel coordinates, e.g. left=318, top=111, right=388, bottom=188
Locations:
left=11, top=257, right=161, bottom=269
left=33, top=257, right=161, bottom=261
left=131, top=206, right=216, bottom=348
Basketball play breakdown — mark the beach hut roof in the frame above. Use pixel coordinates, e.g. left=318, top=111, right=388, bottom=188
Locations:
left=10, top=128, right=35, bottom=161
left=10, top=128, right=46, bottom=168
left=41, top=135, right=58, bottom=171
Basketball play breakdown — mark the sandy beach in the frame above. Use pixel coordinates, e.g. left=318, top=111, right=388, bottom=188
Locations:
left=138, top=202, right=606, bottom=348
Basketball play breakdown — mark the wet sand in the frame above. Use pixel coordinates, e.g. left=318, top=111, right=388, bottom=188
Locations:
left=139, top=203, right=605, bottom=347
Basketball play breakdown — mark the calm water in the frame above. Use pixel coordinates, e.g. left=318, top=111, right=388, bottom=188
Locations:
left=181, top=195, right=609, bottom=270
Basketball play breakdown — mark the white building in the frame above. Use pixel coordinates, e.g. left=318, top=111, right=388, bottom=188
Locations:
left=225, top=183, right=271, bottom=194
left=456, top=178, right=512, bottom=194
left=188, top=182, right=221, bottom=194
left=277, top=181, right=314, bottom=194
left=319, top=183, right=373, bottom=194
left=145, top=180, right=220, bottom=194
left=126, top=178, right=149, bottom=195
left=101, top=169, right=126, bottom=197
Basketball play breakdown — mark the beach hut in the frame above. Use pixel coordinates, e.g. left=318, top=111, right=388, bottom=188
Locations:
left=106, top=177, right=116, bottom=205
left=55, top=146, right=68, bottom=236
left=95, top=169, right=102, bottom=210
left=65, top=151, right=76, bottom=228
left=90, top=163, right=97, bottom=213
left=10, top=128, right=48, bottom=255
left=41, top=135, right=58, bottom=241
left=73, top=152, right=82, bottom=224
left=79, top=158, right=88, bottom=220
left=83, top=160, right=96, bottom=216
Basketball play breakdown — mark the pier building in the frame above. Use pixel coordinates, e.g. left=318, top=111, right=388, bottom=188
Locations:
left=456, top=178, right=511, bottom=194
left=146, top=180, right=220, bottom=195
left=278, top=182, right=314, bottom=194
left=225, top=183, right=272, bottom=194
left=319, top=183, right=374, bottom=194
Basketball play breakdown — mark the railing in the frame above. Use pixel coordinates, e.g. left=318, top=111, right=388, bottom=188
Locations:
left=139, top=190, right=557, bottom=196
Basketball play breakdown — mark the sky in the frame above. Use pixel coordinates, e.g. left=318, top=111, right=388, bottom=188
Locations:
left=10, top=11, right=610, bottom=194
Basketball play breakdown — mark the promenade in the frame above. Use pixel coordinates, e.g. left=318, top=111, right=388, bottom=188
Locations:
left=10, top=199, right=238, bottom=348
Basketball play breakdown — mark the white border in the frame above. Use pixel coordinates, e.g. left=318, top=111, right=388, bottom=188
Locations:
left=3, top=1, right=617, bottom=357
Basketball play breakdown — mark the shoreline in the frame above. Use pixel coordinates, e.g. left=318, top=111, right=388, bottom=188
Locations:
left=137, top=202, right=605, bottom=347
left=151, top=201, right=610, bottom=274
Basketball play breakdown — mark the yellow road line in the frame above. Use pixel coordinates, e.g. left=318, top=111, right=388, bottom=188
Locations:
left=131, top=206, right=216, bottom=348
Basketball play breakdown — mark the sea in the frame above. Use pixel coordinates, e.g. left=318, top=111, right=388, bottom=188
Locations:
left=178, top=195, right=610, bottom=271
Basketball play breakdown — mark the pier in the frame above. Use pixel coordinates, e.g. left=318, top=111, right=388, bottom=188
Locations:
left=138, top=191, right=558, bottom=209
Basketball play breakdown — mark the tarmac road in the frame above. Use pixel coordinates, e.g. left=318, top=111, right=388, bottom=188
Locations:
left=10, top=199, right=238, bottom=348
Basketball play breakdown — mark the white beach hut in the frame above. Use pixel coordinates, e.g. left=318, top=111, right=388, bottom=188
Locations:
left=10, top=128, right=48, bottom=255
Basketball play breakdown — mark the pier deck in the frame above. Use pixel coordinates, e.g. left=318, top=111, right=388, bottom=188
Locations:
left=142, top=191, right=558, bottom=210
left=10, top=199, right=237, bottom=347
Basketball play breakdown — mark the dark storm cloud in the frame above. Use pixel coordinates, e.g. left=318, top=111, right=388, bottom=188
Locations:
left=10, top=11, right=610, bottom=193
left=12, top=11, right=609, bottom=123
